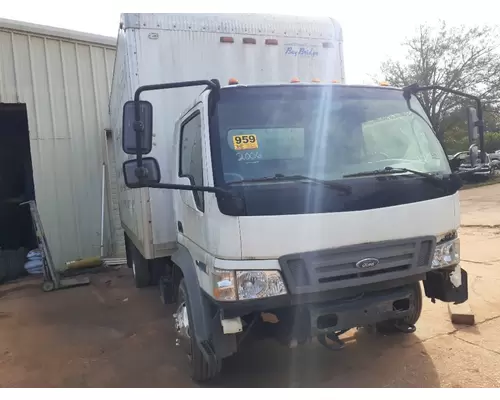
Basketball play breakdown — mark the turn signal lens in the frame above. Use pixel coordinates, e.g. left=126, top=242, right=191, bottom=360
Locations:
left=212, top=269, right=236, bottom=301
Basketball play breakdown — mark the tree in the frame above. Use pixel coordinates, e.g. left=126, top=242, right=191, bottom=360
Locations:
left=380, top=21, right=500, bottom=141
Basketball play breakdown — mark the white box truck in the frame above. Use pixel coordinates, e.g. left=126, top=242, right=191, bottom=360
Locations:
left=110, top=13, right=484, bottom=382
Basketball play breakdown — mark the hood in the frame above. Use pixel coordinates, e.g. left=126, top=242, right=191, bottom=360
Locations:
left=238, top=194, right=460, bottom=259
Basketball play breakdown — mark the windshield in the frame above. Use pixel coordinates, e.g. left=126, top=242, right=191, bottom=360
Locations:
left=213, top=85, right=451, bottom=184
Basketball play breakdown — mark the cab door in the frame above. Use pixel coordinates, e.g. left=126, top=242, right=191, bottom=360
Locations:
left=173, top=103, right=211, bottom=288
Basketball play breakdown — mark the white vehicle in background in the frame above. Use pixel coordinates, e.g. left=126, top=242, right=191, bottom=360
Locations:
left=111, top=13, right=481, bottom=382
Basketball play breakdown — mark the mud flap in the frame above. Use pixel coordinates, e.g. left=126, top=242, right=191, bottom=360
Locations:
left=423, top=266, right=468, bottom=304
left=171, top=246, right=219, bottom=370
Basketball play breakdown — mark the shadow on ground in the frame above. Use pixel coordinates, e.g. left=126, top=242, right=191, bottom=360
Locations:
left=0, top=270, right=440, bottom=388
left=208, top=329, right=438, bottom=387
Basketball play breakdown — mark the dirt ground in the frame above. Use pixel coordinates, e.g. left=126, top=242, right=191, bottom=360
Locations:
left=1, top=185, right=500, bottom=387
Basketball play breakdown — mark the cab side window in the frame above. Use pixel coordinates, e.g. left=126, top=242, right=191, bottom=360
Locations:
left=179, top=112, right=204, bottom=211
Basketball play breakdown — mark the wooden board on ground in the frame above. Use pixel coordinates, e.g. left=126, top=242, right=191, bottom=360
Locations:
left=448, top=302, right=475, bottom=326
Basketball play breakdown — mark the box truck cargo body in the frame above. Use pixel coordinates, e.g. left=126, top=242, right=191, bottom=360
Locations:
left=109, top=13, right=344, bottom=259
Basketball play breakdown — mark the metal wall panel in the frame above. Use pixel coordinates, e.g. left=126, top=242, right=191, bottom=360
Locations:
left=0, top=18, right=120, bottom=269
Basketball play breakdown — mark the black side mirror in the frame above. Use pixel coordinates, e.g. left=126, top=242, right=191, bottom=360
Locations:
left=467, top=107, right=479, bottom=145
left=122, top=100, right=153, bottom=155
left=123, top=157, right=161, bottom=188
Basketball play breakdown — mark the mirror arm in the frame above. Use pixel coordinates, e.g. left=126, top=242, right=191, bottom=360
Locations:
left=129, top=181, right=235, bottom=197
left=130, top=79, right=220, bottom=183
left=403, top=84, right=486, bottom=164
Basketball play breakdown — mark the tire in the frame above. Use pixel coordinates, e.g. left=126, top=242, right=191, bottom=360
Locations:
left=149, top=258, right=167, bottom=286
left=175, top=279, right=221, bottom=382
left=124, top=233, right=133, bottom=270
left=132, top=253, right=150, bottom=288
left=124, top=233, right=151, bottom=288
left=131, top=248, right=151, bottom=289
left=42, top=281, right=55, bottom=292
left=376, top=283, right=423, bottom=332
left=124, top=234, right=167, bottom=288
left=401, top=283, right=423, bottom=326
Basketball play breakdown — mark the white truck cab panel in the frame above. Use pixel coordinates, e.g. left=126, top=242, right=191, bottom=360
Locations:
left=173, top=93, right=242, bottom=261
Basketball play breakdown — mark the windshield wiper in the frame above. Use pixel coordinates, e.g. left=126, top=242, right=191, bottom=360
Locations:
left=343, top=166, right=445, bottom=185
left=226, top=174, right=352, bottom=194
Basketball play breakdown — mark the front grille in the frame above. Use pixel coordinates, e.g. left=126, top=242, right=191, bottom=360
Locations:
left=279, top=237, right=435, bottom=295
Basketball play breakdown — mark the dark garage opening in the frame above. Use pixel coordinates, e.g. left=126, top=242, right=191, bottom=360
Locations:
left=0, top=103, right=37, bottom=283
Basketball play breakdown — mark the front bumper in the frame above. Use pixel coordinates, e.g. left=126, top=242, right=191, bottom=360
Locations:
left=308, top=285, right=415, bottom=335
left=210, top=266, right=468, bottom=325
left=208, top=235, right=467, bottom=324
left=210, top=273, right=424, bottom=319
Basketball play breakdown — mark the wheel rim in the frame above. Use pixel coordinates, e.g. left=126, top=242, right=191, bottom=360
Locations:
left=174, top=301, right=192, bottom=359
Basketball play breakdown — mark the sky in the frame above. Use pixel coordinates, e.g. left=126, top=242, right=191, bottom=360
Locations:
left=1, top=0, right=498, bottom=84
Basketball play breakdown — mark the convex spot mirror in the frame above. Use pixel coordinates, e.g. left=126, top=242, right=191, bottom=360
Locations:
left=123, top=157, right=161, bottom=188
left=122, top=100, right=153, bottom=155
left=467, top=107, right=479, bottom=145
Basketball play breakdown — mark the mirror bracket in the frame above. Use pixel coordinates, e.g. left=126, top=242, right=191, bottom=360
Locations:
left=468, top=143, right=479, bottom=168
left=135, top=166, right=150, bottom=180
left=133, top=120, right=145, bottom=133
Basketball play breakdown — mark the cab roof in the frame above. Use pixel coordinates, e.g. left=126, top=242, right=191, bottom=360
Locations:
left=180, top=81, right=404, bottom=119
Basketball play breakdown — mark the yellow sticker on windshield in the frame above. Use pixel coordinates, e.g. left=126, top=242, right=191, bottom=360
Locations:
left=232, top=134, right=259, bottom=150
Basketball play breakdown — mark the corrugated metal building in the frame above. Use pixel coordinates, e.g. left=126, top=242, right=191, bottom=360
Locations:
left=0, top=17, right=124, bottom=270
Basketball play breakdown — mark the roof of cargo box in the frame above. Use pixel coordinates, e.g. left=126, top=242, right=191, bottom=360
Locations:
left=120, top=13, right=342, bottom=41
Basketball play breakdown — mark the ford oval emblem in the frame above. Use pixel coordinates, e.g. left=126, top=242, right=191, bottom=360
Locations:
left=356, top=258, right=379, bottom=269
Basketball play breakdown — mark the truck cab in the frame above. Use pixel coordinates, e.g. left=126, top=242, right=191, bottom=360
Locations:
left=121, top=79, right=471, bottom=381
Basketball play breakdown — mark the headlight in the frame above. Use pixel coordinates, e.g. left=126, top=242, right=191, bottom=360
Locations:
left=237, top=271, right=287, bottom=300
left=211, top=269, right=287, bottom=301
left=432, top=238, right=460, bottom=269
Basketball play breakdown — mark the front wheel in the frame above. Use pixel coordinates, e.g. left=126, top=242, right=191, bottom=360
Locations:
left=174, top=279, right=221, bottom=382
